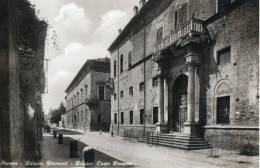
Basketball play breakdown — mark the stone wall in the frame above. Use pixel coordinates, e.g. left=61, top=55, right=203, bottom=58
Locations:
left=201, top=0, right=259, bottom=126
left=0, top=0, right=22, bottom=162
left=0, top=0, right=47, bottom=162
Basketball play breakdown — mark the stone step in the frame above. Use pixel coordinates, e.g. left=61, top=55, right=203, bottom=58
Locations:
left=139, top=138, right=210, bottom=146
left=138, top=139, right=211, bottom=150
left=144, top=135, right=206, bottom=141
left=138, top=133, right=211, bottom=150
left=141, top=137, right=209, bottom=144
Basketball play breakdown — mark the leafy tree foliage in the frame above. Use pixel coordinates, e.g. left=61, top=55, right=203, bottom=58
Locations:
left=50, top=102, right=66, bottom=123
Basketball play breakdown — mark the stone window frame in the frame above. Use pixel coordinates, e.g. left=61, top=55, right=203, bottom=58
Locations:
left=152, top=106, right=159, bottom=124
left=212, top=79, right=234, bottom=125
left=156, top=26, right=164, bottom=42
left=98, top=85, right=105, bottom=100
left=216, top=46, right=231, bottom=65
left=77, top=92, right=79, bottom=105
left=129, top=110, right=133, bottom=125
left=114, top=113, right=117, bottom=124
left=114, top=60, right=117, bottom=77
left=139, top=82, right=144, bottom=92
left=85, top=84, right=88, bottom=99
left=152, top=76, right=159, bottom=87
left=80, top=88, right=83, bottom=104
left=81, top=111, right=83, bottom=122
left=128, top=51, right=132, bottom=68
left=216, top=0, right=231, bottom=13
left=140, top=109, right=144, bottom=125
left=129, top=86, right=133, bottom=96
left=214, top=45, right=232, bottom=66
left=114, top=93, right=117, bottom=100
left=120, top=54, right=124, bottom=73
left=120, top=90, right=124, bottom=98
left=121, top=112, right=124, bottom=125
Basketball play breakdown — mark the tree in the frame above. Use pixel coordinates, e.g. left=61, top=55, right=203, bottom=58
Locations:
left=50, top=102, right=66, bottom=123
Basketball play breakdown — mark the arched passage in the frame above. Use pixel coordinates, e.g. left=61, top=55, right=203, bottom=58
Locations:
left=171, top=74, right=188, bottom=132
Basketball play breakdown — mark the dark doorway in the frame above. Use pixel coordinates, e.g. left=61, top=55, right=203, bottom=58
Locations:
left=153, top=107, right=158, bottom=124
left=217, top=96, right=230, bottom=125
left=172, top=75, right=188, bottom=132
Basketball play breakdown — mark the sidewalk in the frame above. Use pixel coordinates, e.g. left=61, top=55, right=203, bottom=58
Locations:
left=40, top=133, right=80, bottom=168
left=40, top=131, right=127, bottom=168
left=61, top=128, right=259, bottom=168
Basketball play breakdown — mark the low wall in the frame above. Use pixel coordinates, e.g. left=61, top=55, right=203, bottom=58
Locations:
left=110, top=125, right=156, bottom=137
left=202, top=126, right=259, bottom=154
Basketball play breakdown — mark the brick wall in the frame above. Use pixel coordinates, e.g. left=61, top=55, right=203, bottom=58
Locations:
left=109, top=0, right=259, bottom=148
left=65, top=63, right=111, bottom=132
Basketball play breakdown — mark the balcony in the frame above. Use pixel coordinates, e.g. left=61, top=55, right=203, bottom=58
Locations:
left=85, top=98, right=99, bottom=106
left=154, top=18, right=204, bottom=54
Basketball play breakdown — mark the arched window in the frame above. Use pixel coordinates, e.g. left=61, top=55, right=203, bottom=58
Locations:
left=120, top=54, right=123, bottom=73
left=114, top=60, right=117, bottom=77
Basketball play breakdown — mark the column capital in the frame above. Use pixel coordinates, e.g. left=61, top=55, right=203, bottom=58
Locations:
left=185, top=53, right=200, bottom=64
left=185, top=53, right=200, bottom=71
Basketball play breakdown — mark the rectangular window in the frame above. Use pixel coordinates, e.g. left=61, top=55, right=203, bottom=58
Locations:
left=114, top=93, right=117, bottom=100
left=120, top=90, right=124, bottom=98
left=128, top=51, right=132, bottom=68
left=177, top=3, right=187, bottom=26
left=82, top=111, right=83, bottom=122
left=98, top=115, right=102, bottom=123
left=152, top=77, right=158, bottom=87
left=140, top=109, right=144, bottom=124
left=157, top=27, right=163, bottom=42
left=121, top=112, right=124, bottom=124
left=217, top=0, right=231, bottom=12
left=81, top=90, right=83, bottom=103
left=130, top=111, right=133, bottom=124
left=99, top=86, right=105, bottom=100
left=77, top=92, right=79, bottom=105
left=217, top=47, right=231, bottom=65
left=85, top=86, right=88, bottom=99
left=139, top=82, right=144, bottom=92
left=217, top=96, right=230, bottom=125
left=129, top=86, right=133, bottom=96
left=153, top=107, right=159, bottom=124
left=114, top=61, right=117, bottom=77
left=114, top=113, right=117, bottom=124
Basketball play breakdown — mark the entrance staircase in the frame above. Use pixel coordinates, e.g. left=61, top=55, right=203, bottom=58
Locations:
left=138, top=132, right=211, bottom=150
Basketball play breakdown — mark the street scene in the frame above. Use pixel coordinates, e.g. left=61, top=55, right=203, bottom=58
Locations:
left=0, top=0, right=259, bottom=168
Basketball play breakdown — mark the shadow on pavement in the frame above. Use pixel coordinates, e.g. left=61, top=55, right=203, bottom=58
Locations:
left=40, top=134, right=134, bottom=167
left=53, top=128, right=84, bottom=135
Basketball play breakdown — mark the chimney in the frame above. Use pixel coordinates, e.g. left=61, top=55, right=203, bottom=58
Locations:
left=139, top=0, right=146, bottom=8
left=133, top=6, right=139, bottom=15
left=118, top=29, right=122, bottom=33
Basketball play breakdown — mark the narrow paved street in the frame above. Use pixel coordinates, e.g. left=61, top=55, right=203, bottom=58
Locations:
left=40, top=129, right=259, bottom=168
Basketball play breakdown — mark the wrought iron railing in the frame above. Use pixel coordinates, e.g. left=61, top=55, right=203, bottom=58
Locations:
left=154, top=18, right=204, bottom=54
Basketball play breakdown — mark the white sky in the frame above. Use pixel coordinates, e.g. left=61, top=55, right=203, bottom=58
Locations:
left=29, top=0, right=139, bottom=114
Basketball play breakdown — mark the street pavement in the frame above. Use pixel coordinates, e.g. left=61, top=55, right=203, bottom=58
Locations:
left=40, top=128, right=259, bottom=168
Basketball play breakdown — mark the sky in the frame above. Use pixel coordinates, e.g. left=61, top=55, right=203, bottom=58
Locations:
left=29, top=0, right=140, bottom=114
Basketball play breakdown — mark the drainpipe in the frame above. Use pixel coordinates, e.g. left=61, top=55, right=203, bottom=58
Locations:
left=143, top=17, right=146, bottom=133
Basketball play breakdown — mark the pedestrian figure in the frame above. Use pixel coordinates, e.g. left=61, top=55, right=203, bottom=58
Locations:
left=46, top=125, right=50, bottom=133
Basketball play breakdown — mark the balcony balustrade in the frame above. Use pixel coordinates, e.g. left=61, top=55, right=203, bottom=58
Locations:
left=154, top=18, right=204, bottom=54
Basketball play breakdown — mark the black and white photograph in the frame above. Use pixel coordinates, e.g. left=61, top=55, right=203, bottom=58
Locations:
left=0, top=0, right=259, bottom=167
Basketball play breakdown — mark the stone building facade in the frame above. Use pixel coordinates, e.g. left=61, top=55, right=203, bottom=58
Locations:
left=0, top=0, right=47, bottom=162
left=108, top=0, right=259, bottom=152
left=64, top=58, right=111, bottom=132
